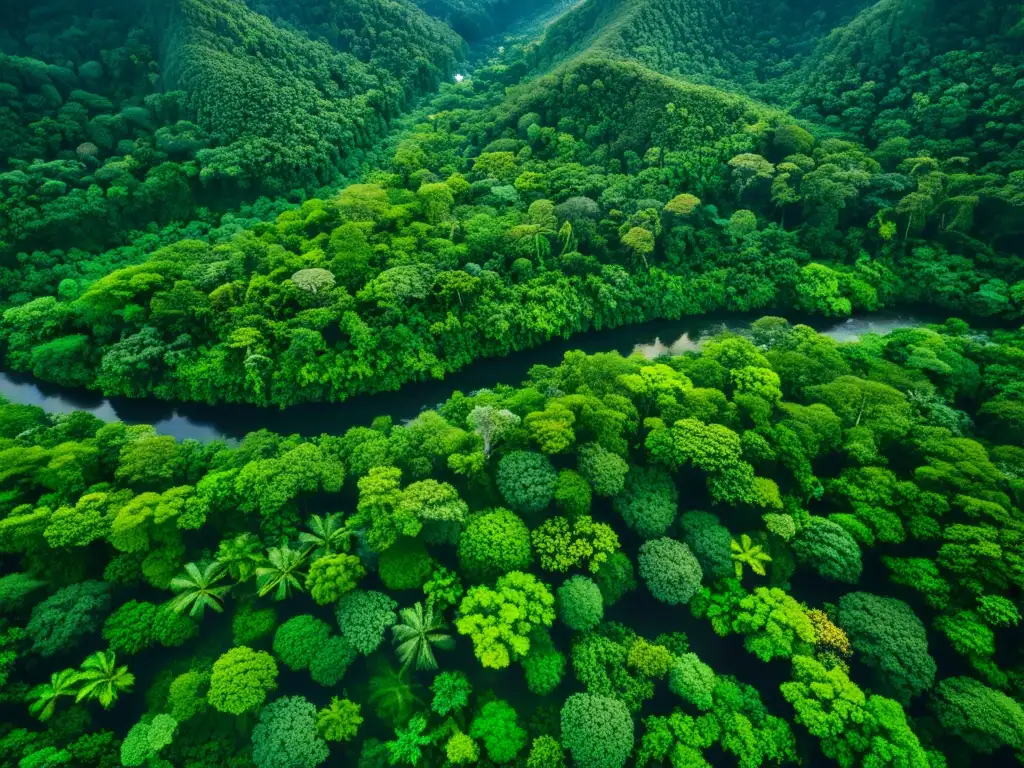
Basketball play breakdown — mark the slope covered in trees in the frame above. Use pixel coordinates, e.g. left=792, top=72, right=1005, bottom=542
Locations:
left=2, top=318, right=1024, bottom=766
left=530, top=0, right=869, bottom=91
left=411, top=0, right=555, bottom=40
left=3, top=39, right=1021, bottom=406
left=0, top=0, right=464, bottom=267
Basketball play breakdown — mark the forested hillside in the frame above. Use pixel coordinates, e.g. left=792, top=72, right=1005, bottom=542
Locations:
left=531, top=0, right=869, bottom=90
left=412, top=0, right=555, bottom=40
left=3, top=26, right=1021, bottom=406
left=0, top=0, right=463, bottom=260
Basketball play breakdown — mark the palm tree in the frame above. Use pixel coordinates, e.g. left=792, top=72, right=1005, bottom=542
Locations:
left=169, top=561, right=231, bottom=618
left=391, top=602, right=454, bottom=672
left=216, top=532, right=265, bottom=582
left=299, top=513, right=349, bottom=557
left=27, top=669, right=78, bottom=721
left=557, top=220, right=576, bottom=255
left=368, top=658, right=424, bottom=725
left=731, top=534, right=773, bottom=579
left=74, top=651, right=134, bottom=709
left=255, top=545, right=307, bottom=600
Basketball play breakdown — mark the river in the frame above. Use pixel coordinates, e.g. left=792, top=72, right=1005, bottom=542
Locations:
left=0, top=312, right=934, bottom=442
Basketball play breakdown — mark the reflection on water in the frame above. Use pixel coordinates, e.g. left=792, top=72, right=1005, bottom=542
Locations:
left=630, top=314, right=925, bottom=359
left=0, top=312, right=937, bottom=442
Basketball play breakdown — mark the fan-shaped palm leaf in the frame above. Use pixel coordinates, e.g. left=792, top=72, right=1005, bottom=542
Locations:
left=74, top=651, right=134, bottom=709
left=731, top=534, right=773, bottom=579
left=27, top=668, right=78, bottom=721
left=299, top=513, right=350, bottom=557
left=391, top=602, right=454, bottom=671
left=368, top=658, right=424, bottom=725
left=170, top=561, right=231, bottom=618
left=255, top=545, right=307, bottom=600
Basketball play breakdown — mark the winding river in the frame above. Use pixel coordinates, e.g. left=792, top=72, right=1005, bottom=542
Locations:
left=0, top=312, right=935, bottom=442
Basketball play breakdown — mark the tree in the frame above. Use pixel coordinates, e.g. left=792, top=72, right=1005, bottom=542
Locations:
left=256, top=545, right=307, bottom=600
left=27, top=669, right=78, bottom=722
left=664, top=193, right=701, bottom=216
left=233, top=604, right=277, bottom=645
left=387, top=714, right=432, bottom=765
left=431, top=670, right=472, bottom=716
left=423, top=566, right=464, bottom=612
left=251, top=696, right=329, bottom=768
left=638, top=538, right=703, bottom=605
left=781, top=655, right=929, bottom=768
left=668, top=653, right=716, bottom=711
left=120, top=715, right=177, bottom=767
left=309, top=635, right=358, bottom=687
left=368, top=659, right=425, bottom=725
left=532, top=515, right=619, bottom=574
left=613, top=466, right=678, bottom=538
left=729, top=153, right=775, bottom=194
left=0, top=573, right=45, bottom=611
left=306, top=553, right=365, bottom=605
left=731, top=534, right=772, bottom=579
left=74, top=651, right=134, bottom=709
left=678, top=511, right=734, bottom=581
left=837, top=592, right=936, bottom=704
left=555, top=469, right=593, bottom=517
left=291, top=268, right=335, bottom=295
left=378, top=538, right=436, bottom=590
left=523, top=629, right=566, bottom=695
left=167, top=669, right=210, bottom=722
left=335, top=589, right=398, bottom=655
left=273, top=615, right=332, bottom=672
left=207, top=647, right=278, bottom=715
left=169, top=562, right=231, bottom=618
left=578, top=443, right=629, bottom=497
left=733, top=587, right=817, bottom=662
left=593, top=551, right=637, bottom=606
left=932, top=677, right=1024, bottom=755
left=621, top=227, right=655, bottom=269
left=791, top=518, right=863, bottom=584
left=557, top=576, right=604, bottom=632
left=417, top=181, right=456, bottom=223
left=299, top=513, right=350, bottom=557
left=215, top=532, right=264, bottom=582
left=103, top=600, right=196, bottom=654
left=446, top=732, right=480, bottom=765
left=626, top=638, right=674, bottom=679
left=496, top=451, right=558, bottom=515
left=646, top=418, right=742, bottom=473
left=356, top=466, right=418, bottom=552
left=458, top=508, right=533, bottom=581
left=561, top=694, right=633, bottom=768
left=26, top=581, right=110, bottom=657
left=316, top=697, right=362, bottom=742
left=392, top=601, right=454, bottom=671
left=456, top=571, right=555, bottom=669
left=467, top=406, right=520, bottom=457
left=470, top=700, right=527, bottom=764
left=398, top=479, right=468, bottom=546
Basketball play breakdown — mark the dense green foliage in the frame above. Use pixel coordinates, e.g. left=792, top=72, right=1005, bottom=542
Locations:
left=2, top=0, right=1024, bottom=766
left=2, top=316, right=1023, bottom=765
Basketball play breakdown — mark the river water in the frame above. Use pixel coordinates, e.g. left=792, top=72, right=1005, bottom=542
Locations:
left=0, top=312, right=933, bottom=442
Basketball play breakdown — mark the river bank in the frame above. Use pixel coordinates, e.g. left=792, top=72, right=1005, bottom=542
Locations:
left=0, top=312, right=936, bottom=442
